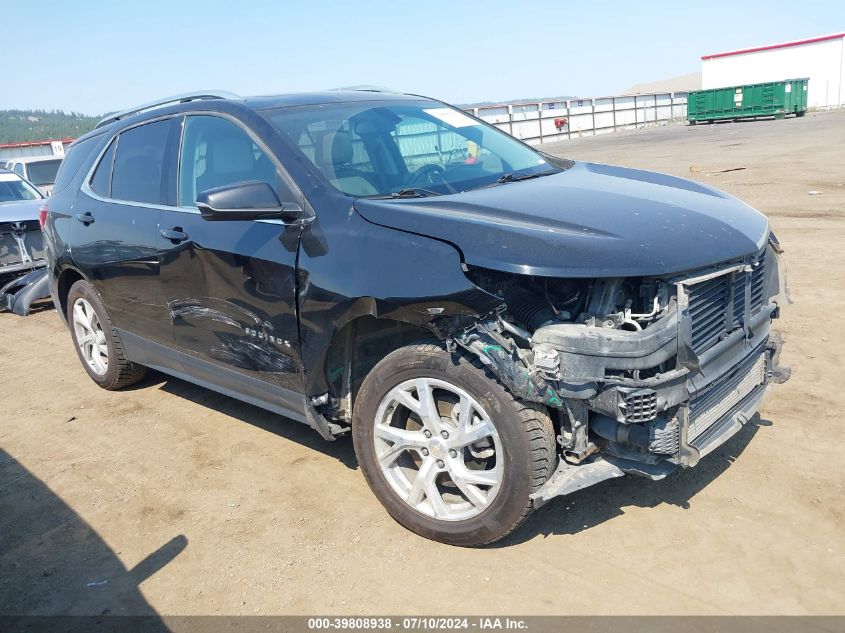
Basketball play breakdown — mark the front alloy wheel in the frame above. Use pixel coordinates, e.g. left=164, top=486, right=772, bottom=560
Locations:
left=374, top=377, right=503, bottom=522
left=353, top=342, right=557, bottom=547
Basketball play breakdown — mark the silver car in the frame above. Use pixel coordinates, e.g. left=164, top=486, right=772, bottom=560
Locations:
left=0, top=169, right=50, bottom=314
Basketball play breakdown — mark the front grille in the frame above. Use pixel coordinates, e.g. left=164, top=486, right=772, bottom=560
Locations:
left=621, top=390, right=658, bottom=423
left=0, top=220, right=40, bottom=233
left=687, top=257, right=767, bottom=355
left=732, top=262, right=767, bottom=328
left=689, top=274, right=731, bottom=353
left=648, top=418, right=679, bottom=454
left=688, top=346, right=767, bottom=441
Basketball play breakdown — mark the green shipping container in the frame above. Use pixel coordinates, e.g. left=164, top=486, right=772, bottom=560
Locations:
left=687, top=78, right=808, bottom=123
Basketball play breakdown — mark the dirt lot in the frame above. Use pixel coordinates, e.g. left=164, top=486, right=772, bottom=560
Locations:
left=2, top=111, right=844, bottom=616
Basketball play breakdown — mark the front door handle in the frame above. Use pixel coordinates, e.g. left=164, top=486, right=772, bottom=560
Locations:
left=160, top=227, right=189, bottom=244
left=75, top=212, right=95, bottom=225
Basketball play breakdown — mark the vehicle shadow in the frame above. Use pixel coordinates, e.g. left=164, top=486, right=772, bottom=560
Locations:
left=0, top=448, right=183, bottom=624
left=498, top=415, right=769, bottom=546
left=125, top=370, right=359, bottom=470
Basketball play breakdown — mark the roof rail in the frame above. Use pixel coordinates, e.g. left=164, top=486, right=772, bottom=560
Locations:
left=329, top=85, right=403, bottom=94
left=96, top=90, right=243, bottom=129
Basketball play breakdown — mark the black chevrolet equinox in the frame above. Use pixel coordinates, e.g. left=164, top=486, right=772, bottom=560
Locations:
left=45, top=89, right=790, bottom=546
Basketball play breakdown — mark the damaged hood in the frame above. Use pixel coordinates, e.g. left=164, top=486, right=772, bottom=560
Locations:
left=0, top=199, right=42, bottom=223
left=353, top=161, right=770, bottom=278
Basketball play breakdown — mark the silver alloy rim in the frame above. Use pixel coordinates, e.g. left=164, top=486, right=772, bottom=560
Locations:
left=373, top=377, right=503, bottom=521
left=72, top=298, right=109, bottom=376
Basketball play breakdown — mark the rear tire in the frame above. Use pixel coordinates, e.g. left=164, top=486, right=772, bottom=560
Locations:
left=67, top=280, right=146, bottom=390
left=352, top=342, right=557, bottom=546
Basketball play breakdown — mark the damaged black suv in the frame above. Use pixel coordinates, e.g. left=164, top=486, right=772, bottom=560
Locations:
left=45, top=89, right=789, bottom=546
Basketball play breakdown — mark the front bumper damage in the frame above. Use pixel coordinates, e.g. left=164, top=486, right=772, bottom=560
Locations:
left=531, top=330, right=787, bottom=505
left=1, top=264, right=50, bottom=316
left=453, top=246, right=790, bottom=506
left=1, top=217, right=50, bottom=315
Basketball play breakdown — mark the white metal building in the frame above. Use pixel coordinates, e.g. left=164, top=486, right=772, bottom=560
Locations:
left=0, top=138, right=71, bottom=161
left=701, top=32, right=845, bottom=109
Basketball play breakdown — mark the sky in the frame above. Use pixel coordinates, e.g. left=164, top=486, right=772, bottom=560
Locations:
left=4, top=0, right=844, bottom=114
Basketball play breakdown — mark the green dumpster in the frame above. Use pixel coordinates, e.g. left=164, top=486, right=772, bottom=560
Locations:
left=687, top=78, right=808, bottom=123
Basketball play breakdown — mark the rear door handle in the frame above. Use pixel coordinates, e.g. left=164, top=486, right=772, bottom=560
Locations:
left=160, top=227, right=189, bottom=244
left=75, top=212, right=95, bottom=225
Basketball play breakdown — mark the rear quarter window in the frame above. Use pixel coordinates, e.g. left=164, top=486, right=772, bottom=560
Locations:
left=90, top=138, right=117, bottom=198
left=52, top=136, right=100, bottom=194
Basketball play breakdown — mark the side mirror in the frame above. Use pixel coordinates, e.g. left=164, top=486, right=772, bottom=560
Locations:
left=196, top=181, right=302, bottom=223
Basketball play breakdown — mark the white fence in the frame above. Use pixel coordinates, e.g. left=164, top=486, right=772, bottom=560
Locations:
left=467, top=92, right=689, bottom=145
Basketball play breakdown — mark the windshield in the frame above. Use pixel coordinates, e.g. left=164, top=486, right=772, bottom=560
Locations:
left=25, top=159, right=62, bottom=186
left=261, top=100, right=558, bottom=197
left=0, top=173, right=42, bottom=202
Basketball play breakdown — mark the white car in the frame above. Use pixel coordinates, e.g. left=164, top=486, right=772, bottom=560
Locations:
left=4, top=155, right=64, bottom=196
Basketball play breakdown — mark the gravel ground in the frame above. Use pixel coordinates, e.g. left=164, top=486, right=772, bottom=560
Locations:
left=1, top=110, right=844, bottom=616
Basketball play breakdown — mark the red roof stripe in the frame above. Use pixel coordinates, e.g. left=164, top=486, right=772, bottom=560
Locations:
left=0, top=137, right=74, bottom=150
left=702, top=32, right=845, bottom=60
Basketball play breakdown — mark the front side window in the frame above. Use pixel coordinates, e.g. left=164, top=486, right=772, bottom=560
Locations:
left=261, top=100, right=556, bottom=197
left=110, top=119, right=174, bottom=205
left=178, top=115, right=278, bottom=208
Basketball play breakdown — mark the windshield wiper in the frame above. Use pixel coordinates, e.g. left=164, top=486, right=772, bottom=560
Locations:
left=497, top=171, right=552, bottom=184
left=467, top=169, right=559, bottom=193
left=370, top=188, right=442, bottom=199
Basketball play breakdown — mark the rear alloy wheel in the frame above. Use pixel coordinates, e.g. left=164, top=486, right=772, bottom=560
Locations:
left=353, top=342, right=557, bottom=546
left=67, top=280, right=146, bottom=390
left=72, top=298, right=109, bottom=376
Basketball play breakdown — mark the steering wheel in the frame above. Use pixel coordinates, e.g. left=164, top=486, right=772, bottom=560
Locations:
left=405, top=164, right=446, bottom=187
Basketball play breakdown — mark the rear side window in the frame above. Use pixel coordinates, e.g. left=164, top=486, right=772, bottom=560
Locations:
left=110, top=119, right=176, bottom=205
left=53, top=136, right=99, bottom=194
left=90, top=138, right=117, bottom=197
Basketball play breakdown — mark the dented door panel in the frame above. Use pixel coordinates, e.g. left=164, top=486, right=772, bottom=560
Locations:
left=158, top=208, right=303, bottom=393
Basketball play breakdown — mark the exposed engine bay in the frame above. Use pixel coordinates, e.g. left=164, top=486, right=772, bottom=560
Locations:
left=466, top=267, right=670, bottom=334
left=452, top=238, right=791, bottom=503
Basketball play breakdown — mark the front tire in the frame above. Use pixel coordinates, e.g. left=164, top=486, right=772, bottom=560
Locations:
left=67, top=280, right=146, bottom=390
left=352, top=342, right=557, bottom=546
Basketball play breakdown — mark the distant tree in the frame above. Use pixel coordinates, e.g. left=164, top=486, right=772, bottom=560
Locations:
left=0, top=109, right=100, bottom=144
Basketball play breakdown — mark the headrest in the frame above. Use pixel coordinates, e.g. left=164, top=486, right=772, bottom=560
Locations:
left=321, top=131, right=353, bottom=167
left=209, top=137, right=254, bottom=174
